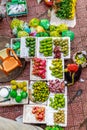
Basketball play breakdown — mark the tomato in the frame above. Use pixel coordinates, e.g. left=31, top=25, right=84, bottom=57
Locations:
left=38, top=114, right=43, bottom=119
left=32, top=109, right=36, bottom=114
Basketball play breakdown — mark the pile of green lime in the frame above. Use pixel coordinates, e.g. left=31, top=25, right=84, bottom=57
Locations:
left=32, top=81, right=49, bottom=102
left=45, top=125, right=64, bottom=130
left=49, top=94, right=65, bottom=110
left=10, top=80, right=28, bottom=103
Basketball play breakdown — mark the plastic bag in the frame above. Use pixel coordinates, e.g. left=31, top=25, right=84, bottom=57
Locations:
left=37, top=0, right=42, bottom=4
left=40, top=19, right=50, bottom=30
left=62, top=30, right=75, bottom=41
left=0, top=5, right=6, bottom=16
left=1, top=0, right=8, bottom=5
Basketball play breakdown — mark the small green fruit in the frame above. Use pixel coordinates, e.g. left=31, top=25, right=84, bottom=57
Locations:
left=10, top=90, right=17, bottom=98
left=21, top=91, right=28, bottom=99
left=15, top=95, right=22, bottom=103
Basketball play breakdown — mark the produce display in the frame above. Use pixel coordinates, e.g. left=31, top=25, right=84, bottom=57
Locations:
left=32, top=81, right=49, bottom=102
left=50, top=24, right=68, bottom=37
left=11, top=38, right=20, bottom=55
left=32, top=106, right=45, bottom=121
left=54, top=110, right=65, bottom=124
left=49, top=94, right=65, bottom=110
left=53, top=38, right=69, bottom=57
left=53, top=0, right=77, bottom=19
left=10, top=80, right=28, bottom=103
left=74, top=52, right=86, bottom=65
left=32, top=58, right=47, bottom=79
left=45, top=125, right=64, bottom=130
left=26, top=37, right=36, bottom=57
left=39, top=38, right=53, bottom=57
left=48, top=80, right=65, bottom=93
left=10, top=17, right=73, bottom=40
left=49, top=59, right=63, bottom=79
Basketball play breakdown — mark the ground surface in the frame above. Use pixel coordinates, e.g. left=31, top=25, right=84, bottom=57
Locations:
left=0, top=0, right=87, bottom=130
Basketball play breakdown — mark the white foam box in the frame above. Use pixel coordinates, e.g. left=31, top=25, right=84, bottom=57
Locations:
left=23, top=104, right=47, bottom=124
left=37, top=37, right=54, bottom=59
left=20, top=37, right=37, bottom=59
left=30, top=58, right=47, bottom=81
left=47, top=93, right=67, bottom=127
left=52, top=37, right=71, bottom=59
left=47, top=56, right=64, bottom=81
left=0, top=80, right=29, bottom=106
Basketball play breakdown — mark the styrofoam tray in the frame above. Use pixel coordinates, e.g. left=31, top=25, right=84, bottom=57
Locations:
left=46, top=108, right=67, bottom=127
left=47, top=94, right=67, bottom=111
left=47, top=56, right=64, bottom=80
left=29, top=81, right=49, bottom=105
left=37, top=37, right=70, bottom=59
left=37, top=37, right=54, bottom=59
left=11, top=38, right=21, bottom=56
left=20, top=37, right=37, bottom=58
left=48, top=80, right=67, bottom=96
left=46, top=93, right=67, bottom=127
left=30, top=59, right=47, bottom=80
left=53, top=37, right=71, bottom=59
left=50, top=10, right=76, bottom=28
left=23, top=104, right=47, bottom=124
left=0, top=80, right=29, bottom=106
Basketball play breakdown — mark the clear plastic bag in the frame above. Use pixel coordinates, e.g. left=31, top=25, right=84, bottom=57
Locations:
left=1, top=0, right=8, bottom=5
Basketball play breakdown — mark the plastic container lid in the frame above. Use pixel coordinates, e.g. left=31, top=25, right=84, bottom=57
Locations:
left=0, top=87, right=9, bottom=98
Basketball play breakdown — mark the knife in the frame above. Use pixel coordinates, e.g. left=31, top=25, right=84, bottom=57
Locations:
left=0, top=98, right=11, bottom=103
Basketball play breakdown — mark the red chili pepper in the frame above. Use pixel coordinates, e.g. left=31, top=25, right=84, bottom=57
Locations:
left=67, top=64, right=79, bottom=72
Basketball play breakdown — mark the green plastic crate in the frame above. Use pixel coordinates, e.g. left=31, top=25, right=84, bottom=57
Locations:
left=6, top=0, right=28, bottom=17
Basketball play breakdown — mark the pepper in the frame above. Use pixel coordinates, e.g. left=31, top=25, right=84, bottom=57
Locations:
left=67, top=64, right=79, bottom=72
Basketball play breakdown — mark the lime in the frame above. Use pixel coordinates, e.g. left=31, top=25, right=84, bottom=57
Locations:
left=21, top=91, right=28, bottom=99
left=15, top=95, right=22, bottom=103
left=10, top=90, right=17, bottom=98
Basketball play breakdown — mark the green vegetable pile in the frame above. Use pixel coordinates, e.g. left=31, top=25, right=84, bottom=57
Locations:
left=26, top=37, right=36, bottom=57
left=32, top=81, right=49, bottom=102
left=36, top=32, right=49, bottom=37
left=39, top=38, right=53, bottom=57
left=49, top=59, right=63, bottom=79
left=45, top=125, right=64, bottom=130
left=10, top=80, right=28, bottom=103
left=54, top=0, right=77, bottom=19
left=49, top=94, right=65, bottom=110
left=53, top=38, right=69, bottom=57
